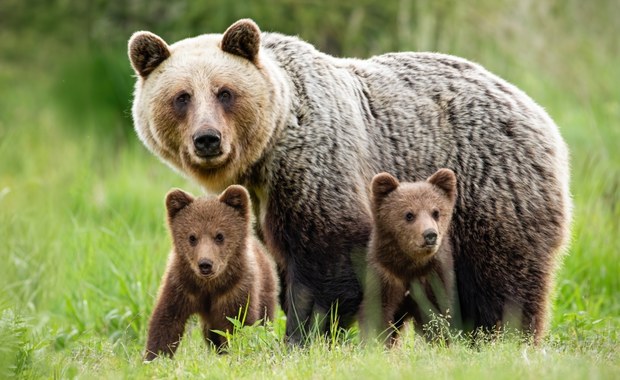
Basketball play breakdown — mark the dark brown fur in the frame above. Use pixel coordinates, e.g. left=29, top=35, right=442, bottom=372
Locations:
left=220, top=19, right=261, bottom=63
left=362, top=169, right=457, bottom=345
left=144, top=185, right=278, bottom=361
left=128, top=32, right=170, bottom=78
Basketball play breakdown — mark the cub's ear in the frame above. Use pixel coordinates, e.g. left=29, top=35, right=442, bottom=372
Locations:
left=221, top=19, right=261, bottom=63
left=219, top=185, right=250, bottom=216
left=165, top=189, right=194, bottom=219
left=371, top=173, right=400, bottom=203
left=427, top=168, right=457, bottom=201
left=128, top=31, right=171, bottom=78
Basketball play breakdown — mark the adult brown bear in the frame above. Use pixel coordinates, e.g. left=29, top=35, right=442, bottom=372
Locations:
left=128, top=19, right=571, bottom=344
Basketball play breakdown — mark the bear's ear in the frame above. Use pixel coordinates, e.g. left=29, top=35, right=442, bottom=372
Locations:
left=371, top=173, right=400, bottom=203
left=220, top=19, right=261, bottom=63
left=219, top=185, right=250, bottom=216
left=128, top=31, right=171, bottom=78
left=427, top=168, right=457, bottom=201
left=165, top=189, right=194, bottom=219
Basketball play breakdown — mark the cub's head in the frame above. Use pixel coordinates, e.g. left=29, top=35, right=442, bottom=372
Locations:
left=371, top=169, right=457, bottom=265
left=129, top=19, right=287, bottom=192
left=165, top=185, right=251, bottom=281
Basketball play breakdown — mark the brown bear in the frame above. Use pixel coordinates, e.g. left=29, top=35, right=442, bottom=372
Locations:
left=362, top=169, right=457, bottom=345
left=144, top=185, right=278, bottom=361
left=128, top=19, right=572, bottom=344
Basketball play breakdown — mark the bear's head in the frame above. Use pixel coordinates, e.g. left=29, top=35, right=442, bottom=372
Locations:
left=128, top=19, right=288, bottom=192
left=165, top=185, right=252, bottom=281
left=371, top=169, right=457, bottom=266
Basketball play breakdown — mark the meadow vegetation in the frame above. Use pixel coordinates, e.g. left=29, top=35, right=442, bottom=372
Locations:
left=0, top=1, right=618, bottom=378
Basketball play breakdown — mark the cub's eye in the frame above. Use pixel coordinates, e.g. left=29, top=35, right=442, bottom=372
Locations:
left=189, top=234, right=198, bottom=246
left=405, top=212, right=415, bottom=222
left=217, top=88, right=233, bottom=105
left=174, top=92, right=191, bottom=113
left=432, top=209, right=440, bottom=220
left=214, top=233, right=225, bottom=244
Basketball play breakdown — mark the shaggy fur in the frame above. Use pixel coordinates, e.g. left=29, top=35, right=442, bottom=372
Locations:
left=129, top=19, right=572, bottom=344
left=362, top=169, right=457, bottom=345
left=144, top=185, right=278, bottom=360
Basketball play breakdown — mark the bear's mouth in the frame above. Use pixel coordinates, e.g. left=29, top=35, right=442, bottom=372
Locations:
left=195, top=149, right=223, bottom=159
left=196, top=267, right=216, bottom=279
left=193, top=152, right=228, bottom=167
left=182, top=147, right=231, bottom=170
left=199, top=267, right=213, bottom=276
left=417, top=243, right=439, bottom=255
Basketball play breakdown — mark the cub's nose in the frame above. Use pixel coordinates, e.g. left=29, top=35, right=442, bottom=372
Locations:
left=197, top=258, right=213, bottom=275
left=193, top=128, right=221, bottom=157
left=423, top=229, right=438, bottom=246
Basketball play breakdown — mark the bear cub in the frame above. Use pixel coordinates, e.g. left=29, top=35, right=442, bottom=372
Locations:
left=363, top=168, right=458, bottom=345
left=144, top=185, right=278, bottom=361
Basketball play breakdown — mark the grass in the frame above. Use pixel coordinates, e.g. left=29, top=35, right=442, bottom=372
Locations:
left=1, top=6, right=620, bottom=379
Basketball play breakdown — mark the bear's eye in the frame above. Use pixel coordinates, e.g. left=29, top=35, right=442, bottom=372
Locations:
left=432, top=209, right=440, bottom=220
left=405, top=212, right=415, bottom=222
left=174, top=92, right=191, bottom=113
left=217, top=88, right=234, bottom=108
left=189, top=234, right=198, bottom=246
left=214, top=233, right=225, bottom=244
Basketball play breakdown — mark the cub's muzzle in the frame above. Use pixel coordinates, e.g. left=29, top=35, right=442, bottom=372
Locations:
left=197, top=258, right=214, bottom=276
left=423, top=229, right=438, bottom=246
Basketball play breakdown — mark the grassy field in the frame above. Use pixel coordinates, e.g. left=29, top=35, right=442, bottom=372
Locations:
left=1, top=3, right=619, bottom=379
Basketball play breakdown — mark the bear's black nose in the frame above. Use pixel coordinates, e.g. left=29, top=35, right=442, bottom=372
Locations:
left=423, top=229, right=438, bottom=246
left=193, top=128, right=221, bottom=157
left=198, top=258, right=213, bottom=275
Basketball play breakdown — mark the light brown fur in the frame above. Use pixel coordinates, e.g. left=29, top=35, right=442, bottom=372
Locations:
left=144, top=185, right=278, bottom=361
left=362, top=169, right=457, bottom=345
left=129, top=21, right=291, bottom=193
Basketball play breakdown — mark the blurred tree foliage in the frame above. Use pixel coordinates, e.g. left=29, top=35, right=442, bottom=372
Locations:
left=3, top=0, right=617, bottom=56
left=0, top=0, right=618, bottom=141
left=0, top=0, right=466, bottom=56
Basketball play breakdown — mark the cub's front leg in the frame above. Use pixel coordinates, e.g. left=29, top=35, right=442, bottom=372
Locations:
left=201, top=317, right=226, bottom=353
left=381, top=279, right=410, bottom=346
left=144, top=280, right=193, bottom=361
left=203, top=311, right=240, bottom=353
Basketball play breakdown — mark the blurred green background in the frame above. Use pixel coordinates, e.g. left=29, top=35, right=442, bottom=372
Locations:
left=1, top=0, right=619, bottom=378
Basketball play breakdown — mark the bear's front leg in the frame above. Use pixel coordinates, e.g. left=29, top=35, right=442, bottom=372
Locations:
left=284, top=254, right=365, bottom=345
left=203, top=314, right=236, bottom=353
left=264, top=172, right=370, bottom=345
left=284, top=276, right=315, bottom=345
left=144, top=281, right=192, bottom=361
left=381, top=280, right=410, bottom=347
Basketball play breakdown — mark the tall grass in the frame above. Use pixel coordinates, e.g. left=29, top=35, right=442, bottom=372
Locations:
left=1, top=1, right=619, bottom=378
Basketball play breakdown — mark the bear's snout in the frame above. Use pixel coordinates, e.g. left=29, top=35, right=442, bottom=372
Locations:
left=197, top=258, right=214, bottom=276
left=423, top=229, right=438, bottom=246
left=193, top=129, right=222, bottom=157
